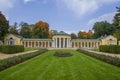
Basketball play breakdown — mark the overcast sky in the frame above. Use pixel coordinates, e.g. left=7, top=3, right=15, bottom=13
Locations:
left=0, top=0, right=120, bottom=33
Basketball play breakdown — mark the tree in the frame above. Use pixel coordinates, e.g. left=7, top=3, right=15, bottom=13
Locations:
left=78, top=30, right=93, bottom=39
left=113, top=7, right=120, bottom=29
left=92, top=21, right=115, bottom=38
left=87, top=30, right=93, bottom=39
left=113, top=7, right=120, bottom=40
left=78, top=31, right=85, bottom=39
left=33, top=21, right=49, bottom=38
left=49, top=30, right=58, bottom=38
left=71, top=33, right=77, bottom=39
left=9, top=22, right=19, bottom=35
left=0, top=11, right=9, bottom=42
left=20, top=22, right=32, bottom=38
left=113, top=30, right=120, bottom=41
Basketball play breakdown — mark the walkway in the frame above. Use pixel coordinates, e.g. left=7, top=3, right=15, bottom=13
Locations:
left=0, top=50, right=38, bottom=60
left=82, top=48, right=120, bottom=58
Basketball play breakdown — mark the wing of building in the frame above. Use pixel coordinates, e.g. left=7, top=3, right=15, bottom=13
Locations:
left=4, top=31, right=118, bottom=49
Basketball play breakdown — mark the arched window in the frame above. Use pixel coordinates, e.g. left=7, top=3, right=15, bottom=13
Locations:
left=7, top=37, right=15, bottom=45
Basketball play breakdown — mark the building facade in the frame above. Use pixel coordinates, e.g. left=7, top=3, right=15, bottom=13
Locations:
left=4, top=31, right=118, bottom=49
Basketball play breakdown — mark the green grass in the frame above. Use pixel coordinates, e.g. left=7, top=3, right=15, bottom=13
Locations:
left=0, top=50, right=120, bottom=80
left=24, top=48, right=40, bottom=52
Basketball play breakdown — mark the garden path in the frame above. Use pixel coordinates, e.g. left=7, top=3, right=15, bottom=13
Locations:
left=83, top=48, right=120, bottom=58
left=0, top=50, right=38, bottom=60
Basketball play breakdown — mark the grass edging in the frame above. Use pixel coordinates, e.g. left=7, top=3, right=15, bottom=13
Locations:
left=77, top=49, right=120, bottom=67
left=0, top=49, right=48, bottom=72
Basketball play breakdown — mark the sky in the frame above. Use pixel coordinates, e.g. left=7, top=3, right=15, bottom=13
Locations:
left=0, top=0, right=120, bottom=34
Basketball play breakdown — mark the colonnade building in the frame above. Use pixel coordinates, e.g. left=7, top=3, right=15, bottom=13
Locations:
left=4, top=31, right=118, bottom=49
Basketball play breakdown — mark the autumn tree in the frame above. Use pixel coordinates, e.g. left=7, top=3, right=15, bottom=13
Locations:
left=78, top=30, right=93, bottom=39
left=33, top=21, right=49, bottom=38
left=87, top=30, right=93, bottom=39
left=0, top=11, right=9, bottom=42
left=20, top=22, right=32, bottom=38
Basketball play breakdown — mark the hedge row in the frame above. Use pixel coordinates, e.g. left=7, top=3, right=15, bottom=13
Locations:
left=99, top=45, right=120, bottom=54
left=77, top=49, right=120, bottom=67
left=0, top=48, right=48, bottom=71
left=0, top=45, right=24, bottom=54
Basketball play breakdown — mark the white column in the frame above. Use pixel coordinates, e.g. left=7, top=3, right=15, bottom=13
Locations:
left=59, top=38, right=61, bottom=48
left=63, top=38, right=65, bottom=48
left=48, top=41, right=50, bottom=48
left=56, top=38, right=57, bottom=48
left=67, top=38, right=69, bottom=48
left=87, top=42, right=89, bottom=48
left=45, top=41, right=46, bottom=48
left=93, top=42, right=95, bottom=48
left=52, top=38, right=55, bottom=48
left=69, top=38, right=71, bottom=48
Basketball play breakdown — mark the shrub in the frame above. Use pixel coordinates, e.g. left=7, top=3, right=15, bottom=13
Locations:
left=0, top=48, right=48, bottom=71
left=77, top=49, right=120, bottom=67
left=99, top=45, right=120, bottom=54
left=54, top=51, right=73, bottom=57
left=0, top=45, right=24, bottom=54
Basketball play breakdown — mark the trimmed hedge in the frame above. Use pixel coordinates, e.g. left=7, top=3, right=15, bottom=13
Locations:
left=77, top=49, right=120, bottom=67
left=0, top=48, right=48, bottom=71
left=0, top=45, right=24, bottom=54
left=99, top=45, right=120, bottom=54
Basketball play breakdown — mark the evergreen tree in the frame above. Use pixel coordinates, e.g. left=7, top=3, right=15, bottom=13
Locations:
left=113, top=7, right=120, bottom=40
left=113, top=7, right=120, bottom=28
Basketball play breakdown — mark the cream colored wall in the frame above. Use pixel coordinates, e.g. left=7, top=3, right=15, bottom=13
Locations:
left=4, top=34, right=22, bottom=45
left=101, top=35, right=117, bottom=45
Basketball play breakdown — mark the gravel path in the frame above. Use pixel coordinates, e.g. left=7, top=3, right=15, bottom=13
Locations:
left=82, top=48, right=120, bottom=58
left=0, top=50, right=38, bottom=60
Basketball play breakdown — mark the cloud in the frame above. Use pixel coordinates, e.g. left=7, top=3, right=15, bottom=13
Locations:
left=23, top=0, right=35, bottom=3
left=57, top=0, right=120, bottom=16
left=87, top=12, right=115, bottom=28
left=23, top=0, right=48, bottom=4
left=0, top=0, right=16, bottom=11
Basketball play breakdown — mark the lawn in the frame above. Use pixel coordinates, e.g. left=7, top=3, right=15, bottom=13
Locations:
left=0, top=50, right=120, bottom=80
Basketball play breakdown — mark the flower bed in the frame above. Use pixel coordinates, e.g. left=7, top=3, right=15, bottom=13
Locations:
left=77, top=49, right=120, bottom=67
left=53, top=51, right=73, bottom=57
left=0, top=49, right=48, bottom=71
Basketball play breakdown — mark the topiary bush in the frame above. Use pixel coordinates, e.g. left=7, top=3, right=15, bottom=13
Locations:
left=99, top=45, right=120, bottom=54
left=0, top=45, right=24, bottom=54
